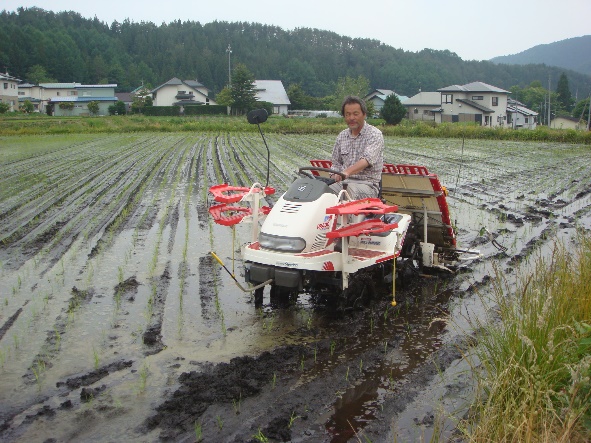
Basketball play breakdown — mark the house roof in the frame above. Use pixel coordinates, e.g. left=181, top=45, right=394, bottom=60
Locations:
left=151, top=77, right=210, bottom=97
left=507, top=104, right=538, bottom=116
left=438, top=81, right=509, bottom=94
left=115, top=92, right=133, bottom=103
left=365, top=89, right=408, bottom=103
left=173, top=99, right=205, bottom=106
left=0, top=72, right=21, bottom=82
left=38, top=83, right=116, bottom=89
left=184, top=79, right=208, bottom=91
left=18, top=97, right=42, bottom=103
left=254, top=80, right=290, bottom=105
left=77, top=84, right=117, bottom=89
left=48, top=97, right=118, bottom=102
left=40, top=83, right=79, bottom=89
left=456, top=98, right=494, bottom=113
left=403, top=92, right=441, bottom=107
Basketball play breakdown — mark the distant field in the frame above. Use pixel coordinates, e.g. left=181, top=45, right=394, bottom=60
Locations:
left=1, top=114, right=590, bottom=143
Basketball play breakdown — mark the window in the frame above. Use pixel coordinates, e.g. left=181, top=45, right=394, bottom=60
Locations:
left=69, top=91, right=77, bottom=96
left=525, top=117, right=529, bottom=124
left=472, top=95, right=483, bottom=100
left=492, top=97, right=498, bottom=106
left=414, top=108, right=418, bottom=114
left=3, top=83, right=7, bottom=89
left=18, top=91, right=25, bottom=95
left=57, top=91, right=61, bottom=96
left=442, top=94, right=453, bottom=104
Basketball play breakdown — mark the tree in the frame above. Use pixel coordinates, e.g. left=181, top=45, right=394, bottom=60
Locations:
left=230, top=63, right=257, bottom=115
left=108, top=101, right=126, bottom=115
left=20, top=100, right=34, bottom=113
left=380, top=94, right=406, bottom=125
left=0, top=102, right=10, bottom=114
left=556, top=73, right=573, bottom=112
left=215, top=87, right=234, bottom=107
left=87, top=101, right=100, bottom=116
left=332, top=75, right=371, bottom=111
left=572, top=97, right=590, bottom=124
left=26, top=65, right=56, bottom=84
left=131, top=87, right=153, bottom=114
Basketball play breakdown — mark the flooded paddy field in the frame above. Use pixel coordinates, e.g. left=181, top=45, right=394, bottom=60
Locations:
left=0, top=133, right=590, bottom=442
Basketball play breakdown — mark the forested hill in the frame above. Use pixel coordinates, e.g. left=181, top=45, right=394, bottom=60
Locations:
left=1, top=7, right=590, bottom=97
left=490, top=36, right=591, bottom=77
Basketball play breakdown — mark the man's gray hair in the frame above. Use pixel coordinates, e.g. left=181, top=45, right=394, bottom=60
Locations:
left=341, top=96, right=367, bottom=116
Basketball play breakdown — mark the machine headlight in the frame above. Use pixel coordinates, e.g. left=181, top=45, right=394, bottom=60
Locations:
left=259, top=232, right=306, bottom=252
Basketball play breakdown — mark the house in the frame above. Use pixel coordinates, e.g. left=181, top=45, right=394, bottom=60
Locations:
left=114, top=92, right=133, bottom=114
left=254, top=80, right=290, bottom=115
left=550, top=116, right=588, bottom=131
left=47, top=84, right=118, bottom=116
left=151, top=78, right=216, bottom=111
left=506, top=98, right=538, bottom=130
left=1, top=72, right=21, bottom=112
left=402, top=91, right=442, bottom=123
left=364, top=89, right=408, bottom=116
left=437, top=81, right=509, bottom=127
left=18, top=82, right=44, bottom=112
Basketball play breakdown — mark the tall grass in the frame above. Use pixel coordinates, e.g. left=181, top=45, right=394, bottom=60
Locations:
left=464, top=232, right=591, bottom=442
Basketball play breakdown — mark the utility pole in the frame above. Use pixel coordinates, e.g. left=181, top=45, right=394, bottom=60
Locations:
left=547, top=75, right=551, bottom=128
left=226, top=44, right=232, bottom=87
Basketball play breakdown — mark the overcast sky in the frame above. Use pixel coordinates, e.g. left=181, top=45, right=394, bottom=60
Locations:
left=3, top=0, right=590, bottom=61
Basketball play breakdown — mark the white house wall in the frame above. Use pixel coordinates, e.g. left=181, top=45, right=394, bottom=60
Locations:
left=441, top=93, right=508, bottom=127
left=153, top=85, right=210, bottom=107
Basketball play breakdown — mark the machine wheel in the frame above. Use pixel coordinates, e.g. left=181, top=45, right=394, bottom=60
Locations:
left=337, top=272, right=375, bottom=311
left=270, top=285, right=298, bottom=307
left=254, top=286, right=265, bottom=306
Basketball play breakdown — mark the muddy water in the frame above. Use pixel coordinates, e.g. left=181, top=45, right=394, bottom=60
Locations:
left=1, top=134, right=590, bottom=442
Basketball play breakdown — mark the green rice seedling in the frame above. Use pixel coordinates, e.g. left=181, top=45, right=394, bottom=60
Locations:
left=252, top=428, right=268, bottom=442
left=137, top=361, right=150, bottom=393
left=345, top=366, right=350, bottom=382
left=232, top=393, right=241, bottom=415
left=54, top=327, right=61, bottom=351
left=194, top=421, right=203, bottom=442
left=288, top=411, right=300, bottom=429
left=330, top=340, right=336, bottom=357
left=93, top=347, right=100, bottom=370
left=215, top=415, right=223, bottom=430
left=32, top=358, right=46, bottom=390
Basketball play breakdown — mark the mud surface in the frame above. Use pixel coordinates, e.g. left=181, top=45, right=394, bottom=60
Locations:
left=0, top=133, right=590, bottom=442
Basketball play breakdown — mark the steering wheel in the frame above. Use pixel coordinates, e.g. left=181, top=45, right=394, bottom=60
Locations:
left=298, top=167, right=346, bottom=185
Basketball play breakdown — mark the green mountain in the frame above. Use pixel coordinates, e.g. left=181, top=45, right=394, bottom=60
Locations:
left=491, top=36, right=591, bottom=77
left=1, top=7, right=590, bottom=98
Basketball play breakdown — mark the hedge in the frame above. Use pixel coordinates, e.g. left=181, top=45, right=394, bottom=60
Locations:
left=143, top=106, right=181, bottom=116
left=183, top=105, right=228, bottom=116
